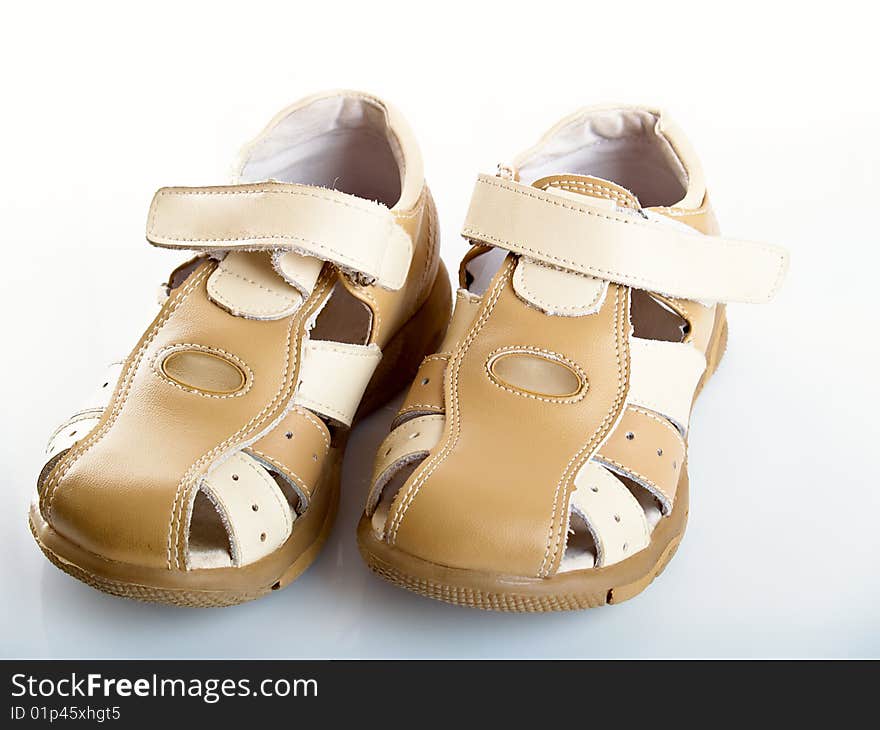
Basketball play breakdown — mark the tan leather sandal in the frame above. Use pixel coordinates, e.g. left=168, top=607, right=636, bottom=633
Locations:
left=30, top=90, right=450, bottom=607
left=359, top=105, right=788, bottom=611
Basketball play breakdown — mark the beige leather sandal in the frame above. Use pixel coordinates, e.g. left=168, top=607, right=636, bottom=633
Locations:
left=359, top=105, right=788, bottom=611
left=31, top=90, right=450, bottom=607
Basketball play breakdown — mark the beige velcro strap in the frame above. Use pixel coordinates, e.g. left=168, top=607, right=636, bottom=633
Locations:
left=146, top=182, right=412, bottom=290
left=462, top=174, right=788, bottom=303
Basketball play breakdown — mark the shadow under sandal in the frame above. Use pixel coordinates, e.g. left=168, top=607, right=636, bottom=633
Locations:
left=359, top=105, right=788, bottom=612
left=30, top=89, right=450, bottom=607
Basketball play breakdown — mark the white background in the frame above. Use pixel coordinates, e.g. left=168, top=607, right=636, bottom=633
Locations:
left=1, top=0, right=877, bottom=658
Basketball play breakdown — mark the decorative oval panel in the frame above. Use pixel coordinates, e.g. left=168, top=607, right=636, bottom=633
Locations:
left=486, top=347, right=588, bottom=402
left=157, top=345, right=250, bottom=397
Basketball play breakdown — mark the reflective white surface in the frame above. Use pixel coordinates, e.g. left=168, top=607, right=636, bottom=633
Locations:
left=1, top=0, right=879, bottom=658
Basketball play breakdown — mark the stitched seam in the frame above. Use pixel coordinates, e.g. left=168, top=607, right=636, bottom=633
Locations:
left=213, top=266, right=298, bottom=304
left=517, top=260, right=606, bottom=314
left=474, top=177, right=785, bottom=257
left=355, top=188, right=432, bottom=342
left=539, top=286, right=629, bottom=576
left=209, top=270, right=299, bottom=317
left=160, top=232, right=385, bottom=275
left=541, top=178, right=638, bottom=209
left=308, top=342, right=381, bottom=359
left=467, top=225, right=784, bottom=299
left=415, top=188, right=438, bottom=301
left=399, top=359, right=446, bottom=413
left=629, top=405, right=685, bottom=441
left=46, top=410, right=104, bottom=448
left=295, top=395, right=347, bottom=423
left=270, top=251, right=321, bottom=297
left=149, top=187, right=392, bottom=225
left=240, top=454, right=292, bottom=536
left=593, top=455, right=672, bottom=507
left=289, top=406, right=331, bottom=450
left=387, top=259, right=515, bottom=542
left=42, top=265, right=212, bottom=517
left=484, top=346, right=588, bottom=403
left=249, top=448, right=313, bottom=500
left=375, top=417, right=435, bottom=477
left=149, top=188, right=402, bottom=283
left=168, top=313, right=295, bottom=569
left=168, top=274, right=333, bottom=569
left=358, top=286, right=382, bottom=342
left=393, top=195, right=427, bottom=222
left=630, top=395, right=688, bottom=432
left=150, top=343, right=254, bottom=400
left=421, top=354, right=450, bottom=364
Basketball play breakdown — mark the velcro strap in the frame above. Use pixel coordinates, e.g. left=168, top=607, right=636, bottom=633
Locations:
left=146, top=183, right=412, bottom=290
left=462, top=174, right=788, bottom=303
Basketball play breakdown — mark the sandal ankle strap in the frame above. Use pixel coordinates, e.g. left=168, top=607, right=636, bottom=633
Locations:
left=146, top=182, right=413, bottom=290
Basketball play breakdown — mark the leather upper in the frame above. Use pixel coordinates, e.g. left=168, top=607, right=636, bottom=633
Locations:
left=38, top=90, right=441, bottom=572
left=367, top=105, right=788, bottom=578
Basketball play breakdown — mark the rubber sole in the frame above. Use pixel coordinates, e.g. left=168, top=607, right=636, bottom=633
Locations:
left=30, top=263, right=452, bottom=607
left=29, top=480, right=339, bottom=608
left=357, top=308, right=728, bottom=612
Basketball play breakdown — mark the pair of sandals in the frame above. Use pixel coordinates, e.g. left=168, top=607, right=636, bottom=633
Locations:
left=31, top=90, right=788, bottom=611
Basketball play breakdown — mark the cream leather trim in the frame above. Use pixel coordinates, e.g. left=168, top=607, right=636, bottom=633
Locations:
left=570, top=461, right=650, bottom=568
left=200, top=452, right=294, bottom=567
left=293, top=340, right=382, bottom=426
left=271, top=251, right=324, bottom=297
left=367, top=414, right=444, bottom=514
left=462, top=174, right=788, bottom=303
left=46, top=413, right=102, bottom=460
left=513, top=258, right=608, bottom=316
left=207, top=251, right=303, bottom=320
left=146, top=182, right=413, bottom=290
left=628, top=337, right=706, bottom=433
left=45, top=362, right=124, bottom=459
left=438, top=289, right=482, bottom=354
left=82, top=361, right=124, bottom=412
